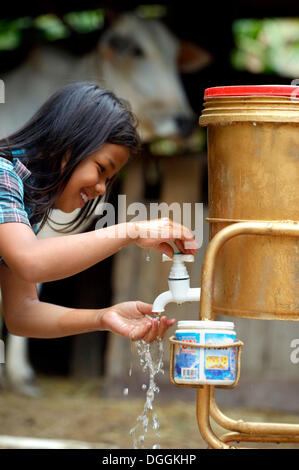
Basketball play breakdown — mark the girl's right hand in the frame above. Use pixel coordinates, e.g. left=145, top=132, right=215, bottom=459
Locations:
left=100, top=300, right=176, bottom=342
left=128, top=217, right=199, bottom=258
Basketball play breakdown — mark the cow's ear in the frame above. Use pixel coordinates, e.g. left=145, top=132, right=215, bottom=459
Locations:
left=178, top=40, right=212, bottom=73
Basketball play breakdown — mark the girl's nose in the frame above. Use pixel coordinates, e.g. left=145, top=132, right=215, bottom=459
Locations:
left=95, top=182, right=106, bottom=195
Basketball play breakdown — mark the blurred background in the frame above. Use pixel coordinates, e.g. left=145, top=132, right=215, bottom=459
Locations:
left=0, top=0, right=299, bottom=449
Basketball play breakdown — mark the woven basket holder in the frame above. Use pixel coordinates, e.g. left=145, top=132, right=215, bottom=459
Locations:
left=169, top=335, right=244, bottom=390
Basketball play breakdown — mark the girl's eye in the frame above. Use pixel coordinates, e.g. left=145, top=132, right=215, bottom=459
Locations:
left=97, top=163, right=106, bottom=175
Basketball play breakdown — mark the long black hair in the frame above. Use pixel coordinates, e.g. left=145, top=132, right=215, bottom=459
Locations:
left=0, top=82, right=141, bottom=233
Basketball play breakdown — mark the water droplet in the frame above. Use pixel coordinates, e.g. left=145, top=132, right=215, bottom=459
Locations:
left=142, top=383, right=147, bottom=390
left=152, top=414, right=159, bottom=430
left=123, top=388, right=129, bottom=396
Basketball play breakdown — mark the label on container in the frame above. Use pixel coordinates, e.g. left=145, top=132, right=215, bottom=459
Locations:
left=174, top=332, right=200, bottom=381
left=204, top=333, right=236, bottom=381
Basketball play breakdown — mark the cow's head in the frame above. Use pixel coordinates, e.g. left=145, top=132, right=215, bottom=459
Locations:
left=97, top=14, right=212, bottom=142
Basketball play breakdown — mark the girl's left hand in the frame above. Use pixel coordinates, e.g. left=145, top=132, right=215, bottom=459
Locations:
left=100, top=301, right=176, bottom=343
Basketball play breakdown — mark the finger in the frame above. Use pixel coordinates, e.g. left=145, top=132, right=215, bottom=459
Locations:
left=157, top=316, right=168, bottom=340
left=181, top=225, right=195, bottom=241
left=174, top=238, right=184, bottom=253
left=170, top=222, right=191, bottom=239
left=143, top=318, right=159, bottom=343
left=162, top=317, right=177, bottom=337
left=169, top=225, right=199, bottom=252
left=173, top=223, right=198, bottom=247
left=167, top=318, right=177, bottom=327
left=136, top=300, right=153, bottom=315
left=154, top=242, right=174, bottom=258
left=129, top=321, right=152, bottom=341
left=174, top=237, right=198, bottom=256
left=182, top=239, right=199, bottom=251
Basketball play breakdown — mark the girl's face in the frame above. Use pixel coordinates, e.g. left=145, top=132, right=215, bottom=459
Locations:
left=55, top=143, right=129, bottom=213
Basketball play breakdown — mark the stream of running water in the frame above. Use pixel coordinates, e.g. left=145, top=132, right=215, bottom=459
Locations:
left=129, top=339, right=164, bottom=449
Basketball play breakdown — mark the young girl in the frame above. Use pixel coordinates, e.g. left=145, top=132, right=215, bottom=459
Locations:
left=0, top=82, right=198, bottom=343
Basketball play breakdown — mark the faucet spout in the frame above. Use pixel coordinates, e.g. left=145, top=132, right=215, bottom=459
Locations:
left=152, top=288, right=201, bottom=313
left=152, top=290, right=173, bottom=313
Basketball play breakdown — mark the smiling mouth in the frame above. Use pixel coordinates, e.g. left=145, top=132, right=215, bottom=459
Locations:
left=80, top=190, right=89, bottom=205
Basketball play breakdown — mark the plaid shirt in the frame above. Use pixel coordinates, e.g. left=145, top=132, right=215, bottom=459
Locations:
left=0, top=153, right=39, bottom=266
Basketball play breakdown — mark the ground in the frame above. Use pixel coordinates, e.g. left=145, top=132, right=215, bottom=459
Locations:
left=1, top=375, right=299, bottom=449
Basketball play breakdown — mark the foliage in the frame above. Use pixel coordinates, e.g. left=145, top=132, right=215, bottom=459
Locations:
left=0, top=5, right=168, bottom=50
left=0, top=9, right=105, bottom=49
left=231, top=18, right=299, bottom=77
left=0, top=17, right=31, bottom=50
left=64, top=10, right=104, bottom=34
left=33, top=15, right=69, bottom=41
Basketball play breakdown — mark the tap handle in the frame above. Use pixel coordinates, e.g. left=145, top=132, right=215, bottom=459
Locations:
left=162, top=252, right=194, bottom=263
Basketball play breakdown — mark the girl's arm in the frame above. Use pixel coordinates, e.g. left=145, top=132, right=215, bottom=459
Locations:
left=0, top=218, right=198, bottom=283
left=0, top=264, right=175, bottom=340
left=0, top=221, right=132, bottom=283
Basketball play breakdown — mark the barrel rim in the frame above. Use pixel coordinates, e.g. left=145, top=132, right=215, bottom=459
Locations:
left=205, top=85, right=299, bottom=98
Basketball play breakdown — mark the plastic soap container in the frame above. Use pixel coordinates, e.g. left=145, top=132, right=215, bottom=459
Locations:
left=174, top=320, right=237, bottom=386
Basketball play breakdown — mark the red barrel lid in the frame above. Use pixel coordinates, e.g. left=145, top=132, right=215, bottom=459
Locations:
left=204, top=85, right=299, bottom=98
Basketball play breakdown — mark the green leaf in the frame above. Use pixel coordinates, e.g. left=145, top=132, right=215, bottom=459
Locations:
left=64, top=9, right=104, bottom=34
left=34, top=14, right=70, bottom=41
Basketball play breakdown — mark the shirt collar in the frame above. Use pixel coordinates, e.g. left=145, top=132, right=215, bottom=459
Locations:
left=12, top=157, right=32, bottom=182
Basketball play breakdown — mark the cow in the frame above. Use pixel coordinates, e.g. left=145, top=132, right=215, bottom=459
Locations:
left=0, top=12, right=211, bottom=396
